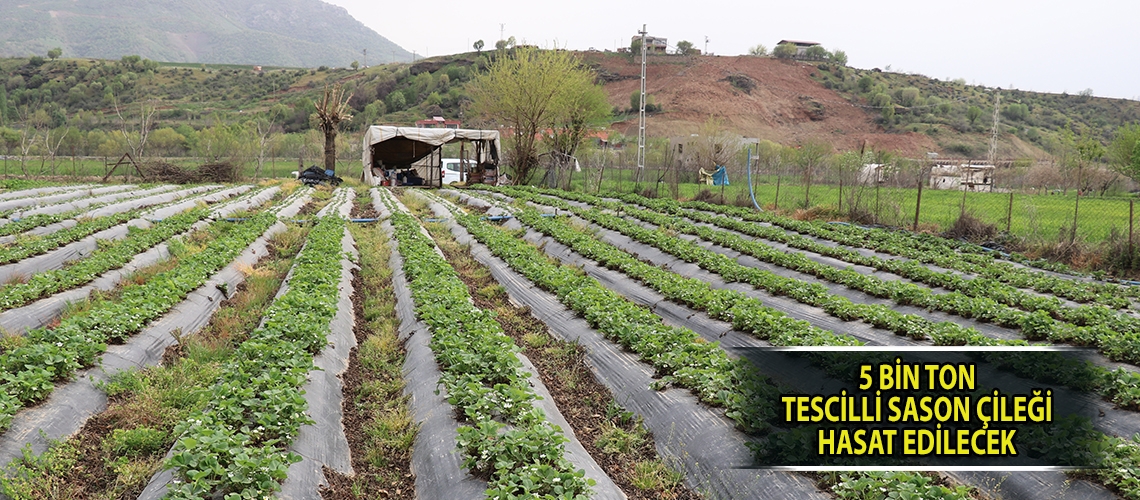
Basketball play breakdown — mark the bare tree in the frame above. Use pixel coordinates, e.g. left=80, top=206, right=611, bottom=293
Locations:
left=689, top=118, right=737, bottom=172
left=795, top=139, right=832, bottom=208
left=113, top=94, right=158, bottom=162
left=253, top=110, right=280, bottom=179
left=314, top=83, right=353, bottom=174
left=14, top=106, right=40, bottom=177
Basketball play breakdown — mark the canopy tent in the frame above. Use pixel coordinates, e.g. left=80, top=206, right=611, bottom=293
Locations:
left=361, top=126, right=501, bottom=186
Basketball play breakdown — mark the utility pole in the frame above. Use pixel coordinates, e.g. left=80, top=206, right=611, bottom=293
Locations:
left=362, top=48, right=367, bottom=68
left=500, top=23, right=505, bottom=44
left=704, top=36, right=709, bottom=55
left=636, top=24, right=648, bottom=180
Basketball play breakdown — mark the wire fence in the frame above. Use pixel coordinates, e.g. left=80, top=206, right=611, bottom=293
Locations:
left=9, top=148, right=1138, bottom=258
left=0, top=154, right=365, bottom=182
left=539, top=151, right=1140, bottom=257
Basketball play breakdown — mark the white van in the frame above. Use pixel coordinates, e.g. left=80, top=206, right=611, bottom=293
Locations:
left=441, top=158, right=473, bottom=184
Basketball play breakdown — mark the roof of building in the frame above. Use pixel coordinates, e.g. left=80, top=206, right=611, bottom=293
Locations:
left=778, top=39, right=821, bottom=46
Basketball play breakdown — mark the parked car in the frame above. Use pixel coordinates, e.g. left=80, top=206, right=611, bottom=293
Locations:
left=441, top=158, right=472, bottom=184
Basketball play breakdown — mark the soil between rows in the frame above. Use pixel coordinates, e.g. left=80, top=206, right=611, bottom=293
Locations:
left=421, top=212, right=699, bottom=500
left=321, top=195, right=414, bottom=499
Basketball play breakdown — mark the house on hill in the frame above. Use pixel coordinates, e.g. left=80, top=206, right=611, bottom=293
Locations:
left=777, top=40, right=820, bottom=57
left=631, top=35, right=668, bottom=53
left=415, top=116, right=461, bottom=129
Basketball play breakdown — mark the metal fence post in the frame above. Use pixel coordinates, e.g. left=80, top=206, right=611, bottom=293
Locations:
left=774, top=172, right=782, bottom=210
left=1007, top=191, right=1014, bottom=234
left=913, top=175, right=923, bottom=232
left=1130, top=199, right=1134, bottom=260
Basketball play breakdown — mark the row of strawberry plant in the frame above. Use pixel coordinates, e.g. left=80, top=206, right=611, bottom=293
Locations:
left=164, top=212, right=344, bottom=498
left=485, top=198, right=857, bottom=347
left=0, top=185, right=228, bottom=265
left=0, top=209, right=144, bottom=264
left=0, top=201, right=294, bottom=431
left=642, top=195, right=1140, bottom=323
left=603, top=189, right=1139, bottom=305
left=445, top=197, right=784, bottom=433
left=479, top=188, right=1140, bottom=410
left=511, top=188, right=1140, bottom=364
left=535, top=190, right=1140, bottom=353
left=466, top=192, right=1140, bottom=498
left=435, top=196, right=977, bottom=500
left=0, top=187, right=275, bottom=311
left=478, top=187, right=1140, bottom=410
left=0, top=188, right=161, bottom=238
left=489, top=187, right=995, bottom=345
left=0, top=207, right=210, bottom=310
left=389, top=202, right=593, bottom=498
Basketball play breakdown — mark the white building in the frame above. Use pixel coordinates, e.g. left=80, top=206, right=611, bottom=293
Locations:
left=929, top=164, right=995, bottom=191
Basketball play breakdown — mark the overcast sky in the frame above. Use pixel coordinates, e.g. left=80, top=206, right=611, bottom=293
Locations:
left=325, top=0, right=1138, bottom=101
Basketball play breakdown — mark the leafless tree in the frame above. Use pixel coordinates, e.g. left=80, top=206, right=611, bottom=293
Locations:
left=113, top=94, right=158, bottom=160
left=314, top=83, right=353, bottom=174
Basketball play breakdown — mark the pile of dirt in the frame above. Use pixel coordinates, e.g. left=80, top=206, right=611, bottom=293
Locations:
left=585, top=53, right=940, bottom=155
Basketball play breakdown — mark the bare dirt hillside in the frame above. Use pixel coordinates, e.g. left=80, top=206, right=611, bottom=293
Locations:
left=584, top=52, right=939, bottom=155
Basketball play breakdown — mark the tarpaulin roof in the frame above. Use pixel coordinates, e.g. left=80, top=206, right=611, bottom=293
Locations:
left=361, top=126, right=500, bottom=170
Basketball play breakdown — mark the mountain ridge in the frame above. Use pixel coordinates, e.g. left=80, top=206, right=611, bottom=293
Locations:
left=0, top=0, right=411, bottom=68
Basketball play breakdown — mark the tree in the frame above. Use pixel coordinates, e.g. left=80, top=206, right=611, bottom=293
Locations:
left=473, top=39, right=484, bottom=53
left=897, top=87, right=920, bottom=107
left=314, top=83, right=353, bottom=174
left=630, top=39, right=642, bottom=54
left=857, top=75, right=874, bottom=93
left=966, top=105, right=983, bottom=126
left=871, top=93, right=893, bottom=124
left=688, top=118, right=738, bottom=175
left=385, top=91, right=406, bottom=112
left=748, top=44, right=768, bottom=56
left=252, top=107, right=282, bottom=179
left=112, top=94, right=157, bottom=160
left=676, top=40, right=696, bottom=55
left=830, top=49, right=848, bottom=66
left=543, top=76, right=609, bottom=189
left=1060, top=126, right=1106, bottom=241
left=796, top=139, right=832, bottom=207
left=194, top=122, right=249, bottom=162
left=1002, top=103, right=1029, bottom=121
left=350, top=60, right=359, bottom=71
left=495, top=39, right=508, bottom=50
left=804, top=45, right=829, bottom=61
left=773, top=43, right=798, bottom=59
left=1108, top=123, right=1140, bottom=182
left=147, top=127, right=187, bottom=156
left=47, top=47, right=62, bottom=61
left=467, top=47, right=604, bottom=185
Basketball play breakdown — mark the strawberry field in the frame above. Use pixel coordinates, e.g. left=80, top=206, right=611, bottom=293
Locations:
left=0, top=181, right=1136, bottom=499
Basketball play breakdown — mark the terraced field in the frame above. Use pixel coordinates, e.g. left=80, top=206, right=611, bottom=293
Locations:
left=0, top=182, right=1136, bottom=499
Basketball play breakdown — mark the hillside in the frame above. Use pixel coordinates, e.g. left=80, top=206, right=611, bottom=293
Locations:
left=582, top=52, right=938, bottom=156
left=582, top=52, right=1140, bottom=159
left=0, top=48, right=1137, bottom=164
left=813, top=63, right=1140, bottom=159
left=0, top=0, right=411, bottom=68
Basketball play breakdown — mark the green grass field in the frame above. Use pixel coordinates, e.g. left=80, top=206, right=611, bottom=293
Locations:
left=549, top=166, right=1138, bottom=245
